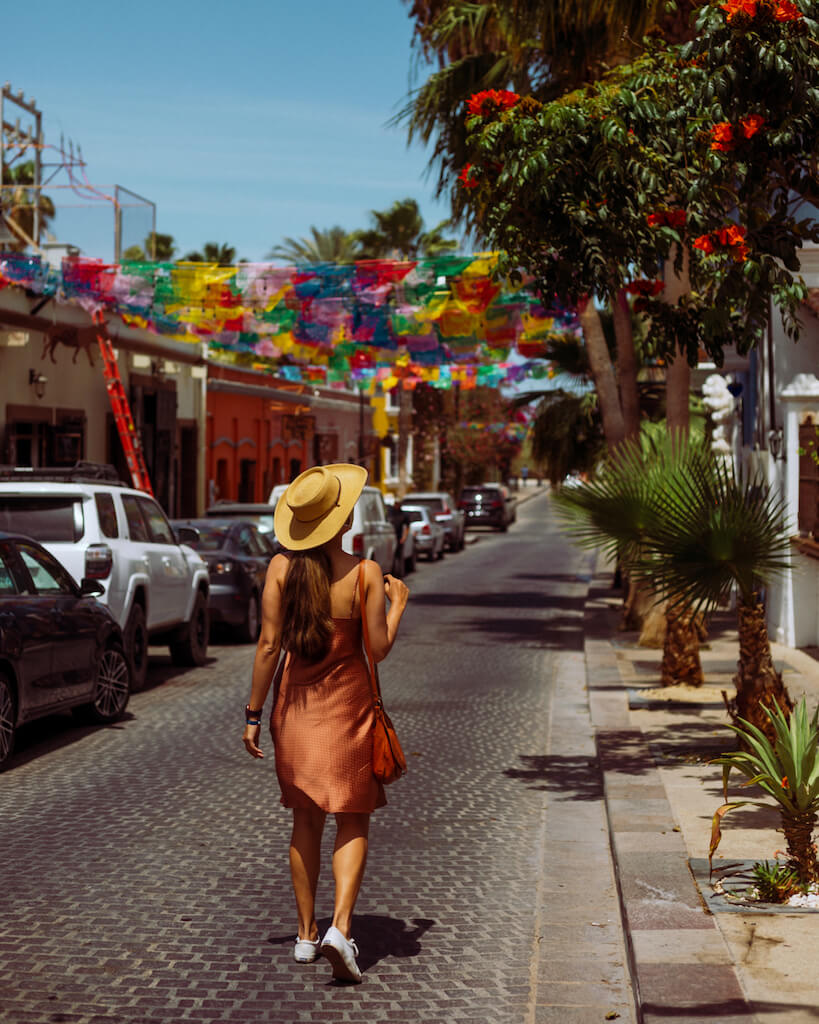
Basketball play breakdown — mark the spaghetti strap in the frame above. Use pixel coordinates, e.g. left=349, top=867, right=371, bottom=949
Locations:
left=350, top=565, right=360, bottom=618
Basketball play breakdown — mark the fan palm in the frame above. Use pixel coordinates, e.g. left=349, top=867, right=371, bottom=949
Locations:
left=554, top=434, right=705, bottom=687
left=645, top=452, right=793, bottom=736
left=268, top=226, right=358, bottom=264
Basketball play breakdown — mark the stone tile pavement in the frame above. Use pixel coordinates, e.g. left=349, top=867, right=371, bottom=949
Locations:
left=585, top=565, right=819, bottom=1023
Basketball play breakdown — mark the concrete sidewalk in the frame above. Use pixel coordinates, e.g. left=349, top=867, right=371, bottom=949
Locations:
left=585, top=567, right=819, bottom=1023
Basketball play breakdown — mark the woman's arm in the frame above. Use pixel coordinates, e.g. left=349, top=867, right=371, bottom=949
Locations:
left=363, top=558, right=409, bottom=663
left=243, top=553, right=287, bottom=759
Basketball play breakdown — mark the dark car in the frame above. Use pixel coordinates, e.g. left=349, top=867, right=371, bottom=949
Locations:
left=458, top=484, right=517, bottom=531
left=171, top=519, right=275, bottom=642
left=0, top=531, right=130, bottom=771
left=204, top=503, right=281, bottom=552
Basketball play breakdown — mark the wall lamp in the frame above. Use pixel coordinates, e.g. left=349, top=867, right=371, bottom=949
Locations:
left=28, top=369, right=47, bottom=399
left=768, top=426, right=784, bottom=461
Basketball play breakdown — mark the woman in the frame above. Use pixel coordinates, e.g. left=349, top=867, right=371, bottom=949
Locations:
left=243, top=464, right=409, bottom=983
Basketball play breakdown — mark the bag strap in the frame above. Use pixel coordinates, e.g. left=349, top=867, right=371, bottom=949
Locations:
left=358, top=560, right=382, bottom=705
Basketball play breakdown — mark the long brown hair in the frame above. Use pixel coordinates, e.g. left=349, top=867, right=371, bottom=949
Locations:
left=280, top=547, right=334, bottom=661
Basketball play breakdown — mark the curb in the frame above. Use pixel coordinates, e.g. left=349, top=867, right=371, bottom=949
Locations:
left=584, top=572, right=756, bottom=1024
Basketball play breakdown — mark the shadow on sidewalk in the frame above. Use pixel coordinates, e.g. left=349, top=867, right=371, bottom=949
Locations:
left=503, top=754, right=604, bottom=800
left=267, top=915, right=435, bottom=971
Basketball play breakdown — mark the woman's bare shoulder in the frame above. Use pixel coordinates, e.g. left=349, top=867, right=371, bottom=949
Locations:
left=268, top=552, right=290, bottom=581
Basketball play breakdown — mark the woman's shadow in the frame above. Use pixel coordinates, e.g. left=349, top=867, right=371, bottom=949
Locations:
left=268, top=915, right=434, bottom=972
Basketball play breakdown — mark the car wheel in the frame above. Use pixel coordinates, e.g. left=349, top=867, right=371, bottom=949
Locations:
left=125, top=604, right=149, bottom=692
left=235, top=591, right=260, bottom=644
left=170, top=591, right=209, bottom=667
left=459, top=531, right=466, bottom=550
left=75, top=643, right=130, bottom=724
left=437, top=540, right=445, bottom=560
left=498, top=521, right=508, bottom=532
left=0, top=672, right=17, bottom=771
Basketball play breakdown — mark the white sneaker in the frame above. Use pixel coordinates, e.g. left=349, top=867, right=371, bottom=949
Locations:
left=320, top=925, right=362, bottom=982
left=293, top=936, right=321, bottom=963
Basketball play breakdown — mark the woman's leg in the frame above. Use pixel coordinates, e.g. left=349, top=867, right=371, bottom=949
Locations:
left=290, top=806, right=327, bottom=940
left=331, top=812, right=370, bottom=938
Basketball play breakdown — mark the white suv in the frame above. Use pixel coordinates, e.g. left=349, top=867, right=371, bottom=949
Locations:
left=0, top=464, right=210, bottom=690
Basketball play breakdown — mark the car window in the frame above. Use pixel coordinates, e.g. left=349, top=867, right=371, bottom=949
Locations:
left=121, top=495, right=149, bottom=542
left=403, top=510, right=423, bottom=523
left=95, top=493, right=119, bottom=538
left=409, top=497, right=443, bottom=514
left=17, top=542, right=76, bottom=595
left=181, top=525, right=229, bottom=551
left=237, top=526, right=257, bottom=556
left=0, top=548, right=18, bottom=594
left=0, top=496, right=84, bottom=542
left=137, top=497, right=176, bottom=544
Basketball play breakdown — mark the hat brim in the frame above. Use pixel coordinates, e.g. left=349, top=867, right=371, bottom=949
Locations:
left=274, top=463, right=368, bottom=551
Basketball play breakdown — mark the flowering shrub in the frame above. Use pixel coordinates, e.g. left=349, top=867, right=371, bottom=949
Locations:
left=710, top=115, right=765, bottom=151
left=466, top=89, right=520, bottom=118
left=721, top=0, right=803, bottom=21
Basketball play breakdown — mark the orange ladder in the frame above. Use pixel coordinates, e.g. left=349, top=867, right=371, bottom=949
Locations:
left=94, top=311, right=154, bottom=495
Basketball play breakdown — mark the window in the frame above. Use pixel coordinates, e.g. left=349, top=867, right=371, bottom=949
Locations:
left=237, top=526, right=260, bottom=556
left=95, top=493, right=119, bottom=538
left=137, top=497, right=176, bottom=544
left=121, top=495, right=149, bottom=542
left=0, top=548, right=18, bottom=594
left=17, top=542, right=75, bottom=594
left=0, top=496, right=84, bottom=542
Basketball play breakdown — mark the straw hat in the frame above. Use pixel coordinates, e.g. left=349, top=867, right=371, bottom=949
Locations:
left=274, top=463, right=368, bottom=551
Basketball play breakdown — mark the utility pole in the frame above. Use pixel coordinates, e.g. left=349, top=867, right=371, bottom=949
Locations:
left=0, top=84, right=43, bottom=250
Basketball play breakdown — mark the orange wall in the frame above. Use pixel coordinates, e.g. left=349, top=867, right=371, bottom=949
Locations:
left=206, top=372, right=309, bottom=504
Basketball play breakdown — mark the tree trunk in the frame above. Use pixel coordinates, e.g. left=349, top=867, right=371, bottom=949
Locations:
left=639, top=599, right=668, bottom=648
left=781, top=810, right=819, bottom=885
left=612, top=288, right=641, bottom=440
left=577, top=299, right=626, bottom=449
left=730, top=593, right=793, bottom=741
left=662, top=247, right=691, bottom=439
left=621, top=574, right=656, bottom=632
left=660, top=604, right=704, bottom=687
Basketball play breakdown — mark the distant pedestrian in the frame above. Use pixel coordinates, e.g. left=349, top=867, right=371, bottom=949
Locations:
left=520, top=465, right=529, bottom=486
left=243, top=464, right=409, bottom=983
left=387, top=501, right=411, bottom=577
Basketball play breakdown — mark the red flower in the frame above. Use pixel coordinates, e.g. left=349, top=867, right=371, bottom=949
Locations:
left=693, top=234, right=716, bottom=255
left=774, top=1, right=802, bottom=19
left=781, top=775, right=789, bottom=789
left=458, top=164, right=480, bottom=189
left=710, top=122, right=736, bottom=152
left=647, top=210, right=686, bottom=230
left=467, top=89, right=520, bottom=117
left=721, top=0, right=757, bottom=20
left=740, top=114, right=765, bottom=138
left=626, top=279, right=664, bottom=296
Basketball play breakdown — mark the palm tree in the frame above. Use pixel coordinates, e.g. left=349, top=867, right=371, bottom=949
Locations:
left=557, top=442, right=794, bottom=736
left=0, top=160, right=55, bottom=249
left=353, top=198, right=457, bottom=260
left=554, top=435, right=705, bottom=688
left=122, top=232, right=176, bottom=262
left=183, top=241, right=237, bottom=265
left=268, top=226, right=358, bottom=264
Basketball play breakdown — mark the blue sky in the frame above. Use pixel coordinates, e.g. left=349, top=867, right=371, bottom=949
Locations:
left=4, top=0, right=454, bottom=262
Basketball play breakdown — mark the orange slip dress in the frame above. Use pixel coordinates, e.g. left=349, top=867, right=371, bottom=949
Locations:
left=270, top=569, right=386, bottom=813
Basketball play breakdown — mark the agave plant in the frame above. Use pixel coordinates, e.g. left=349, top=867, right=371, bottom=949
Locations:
left=554, top=433, right=705, bottom=687
left=644, top=449, right=792, bottom=736
left=711, top=699, right=819, bottom=884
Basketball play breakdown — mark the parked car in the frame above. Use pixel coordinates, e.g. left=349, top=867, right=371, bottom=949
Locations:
left=400, top=504, right=445, bottom=561
left=171, top=519, right=274, bottom=642
left=386, top=503, right=416, bottom=576
left=459, top=483, right=517, bottom=531
left=205, top=502, right=281, bottom=552
left=0, top=463, right=210, bottom=691
left=402, top=491, right=466, bottom=551
left=0, top=530, right=130, bottom=770
left=268, top=479, right=396, bottom=574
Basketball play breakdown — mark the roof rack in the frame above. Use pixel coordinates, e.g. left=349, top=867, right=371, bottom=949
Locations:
left=0, top=461, right=129, bottom=486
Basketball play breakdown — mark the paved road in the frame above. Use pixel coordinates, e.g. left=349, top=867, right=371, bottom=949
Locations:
left=0, top=491, right=634, bottom=1023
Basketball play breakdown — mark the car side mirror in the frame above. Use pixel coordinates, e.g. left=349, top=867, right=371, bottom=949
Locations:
left=79, top=578, right=105, bottom=597
left=176, top=526, right=200, bottom=545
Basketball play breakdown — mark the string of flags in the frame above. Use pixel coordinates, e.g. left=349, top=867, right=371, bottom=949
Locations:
left=0, top=251, right=579, bottom=391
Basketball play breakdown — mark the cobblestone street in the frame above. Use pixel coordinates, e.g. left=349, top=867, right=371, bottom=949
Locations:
left=1, top=491, right=634, bottom=1023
